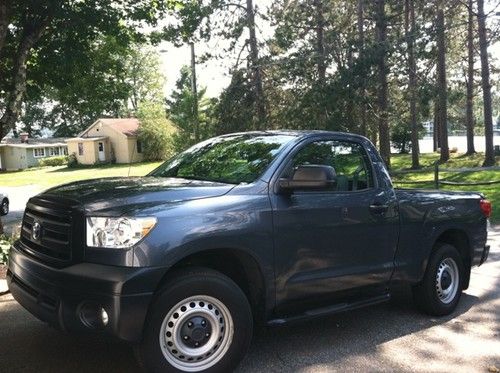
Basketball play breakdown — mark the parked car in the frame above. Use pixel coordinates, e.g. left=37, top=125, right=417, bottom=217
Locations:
left=0, top=192, right=8, bottom=216
left=7, top=131, right=490, bottom=373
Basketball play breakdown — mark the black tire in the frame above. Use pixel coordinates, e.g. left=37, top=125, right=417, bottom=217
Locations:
left=135, top=267, right=253, bottom=373
left=413, top=243, right=465, bottom=316
left=1, top=198, right=8, bottom=216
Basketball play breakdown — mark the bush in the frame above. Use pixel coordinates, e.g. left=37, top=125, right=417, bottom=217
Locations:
left=0, top=235, right=15, bottom=264
left=137, top=101, right=177, bottom=161
left=38, top=155, right=68, bottom=167
left=67, top=153, right=78, bottom=168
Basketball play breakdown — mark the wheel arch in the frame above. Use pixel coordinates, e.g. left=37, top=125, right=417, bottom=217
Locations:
left=153, top=248, right=268, bottom=323
left=432, top=228, right=472, bottom=289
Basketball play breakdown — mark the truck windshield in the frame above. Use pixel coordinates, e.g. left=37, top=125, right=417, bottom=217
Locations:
left=149, top=133, right=296, bottom=184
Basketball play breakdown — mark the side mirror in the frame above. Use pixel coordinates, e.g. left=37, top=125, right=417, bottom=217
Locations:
left=278, top=165, right=336, bottom=193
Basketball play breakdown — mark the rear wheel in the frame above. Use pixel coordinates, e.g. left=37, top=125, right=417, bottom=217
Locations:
left=135, top=268, right=253, bottom=372
left=1, top=198, right=8, bottom=216
left=413, top=243, right=464, bottom=316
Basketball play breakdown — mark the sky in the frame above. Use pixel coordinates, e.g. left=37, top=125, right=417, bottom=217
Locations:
left=157, top=1, right=500, bottom=100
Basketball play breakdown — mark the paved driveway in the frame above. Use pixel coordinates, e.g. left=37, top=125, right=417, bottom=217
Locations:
left=0, top=228, right=498, bottom=373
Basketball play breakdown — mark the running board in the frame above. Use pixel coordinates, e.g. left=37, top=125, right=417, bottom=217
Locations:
left=267, top=293, right=391, bottom=326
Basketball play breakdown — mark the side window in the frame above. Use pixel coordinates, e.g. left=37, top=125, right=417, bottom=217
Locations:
left=288, top=140, right=374, bottom=192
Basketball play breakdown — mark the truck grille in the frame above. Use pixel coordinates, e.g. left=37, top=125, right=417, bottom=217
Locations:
left=20, top=197, right=75, bottom=263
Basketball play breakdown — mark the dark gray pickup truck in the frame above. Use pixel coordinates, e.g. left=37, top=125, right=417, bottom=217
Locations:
left=7, top=131, right=490, bottom=372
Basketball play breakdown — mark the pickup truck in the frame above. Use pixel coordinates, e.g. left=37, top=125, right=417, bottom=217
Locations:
left=7, top=131, right=490, bottom=372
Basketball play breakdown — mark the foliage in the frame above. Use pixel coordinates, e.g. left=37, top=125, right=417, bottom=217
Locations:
left=166, top=66, right=216, bottom=151
left=0, top=234, right=16, bottom=264
left=37, top=156, right=68, bottom=167
left=67, top=153, right=78, bottom=168
left=137, top=101, right=177, bottom=161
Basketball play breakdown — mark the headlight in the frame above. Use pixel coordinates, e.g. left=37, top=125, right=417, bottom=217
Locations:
left=86, top=217, right=157, bottom=248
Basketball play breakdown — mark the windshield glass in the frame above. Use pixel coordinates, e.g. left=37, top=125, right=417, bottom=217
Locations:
left=150, top=133, right=296, bottom=184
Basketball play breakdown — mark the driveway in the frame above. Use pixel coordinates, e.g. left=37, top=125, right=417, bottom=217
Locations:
left=0, top=228, right=498, bottom=373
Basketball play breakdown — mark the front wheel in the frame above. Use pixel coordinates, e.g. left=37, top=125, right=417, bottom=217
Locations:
left=135, top=268, right=253, bottom=372
left=413, top=243, right=465, bottom=316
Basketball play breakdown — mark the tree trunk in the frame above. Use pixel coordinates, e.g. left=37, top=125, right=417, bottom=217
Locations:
left=436, top=0, right=449, bottom=162
left=405, top=0, right=420, bottom=168
left=314, top=0, right=326, bottom=83
left=0, top=0, right=11, bottom=57
left=433, top=100, right=440, bottom=152
left=246, top=0, right=266, bottom=130
left=190, top=42, right=200, bottom=141
left=357, top=0, right=367, bottom=137
left=465, top=0, right=476, bottom=155
left=477, top=0, right=495, bottom=166
left=375, top=0, right=390, bottom=167
left=0, top=16, right=51, bottom=140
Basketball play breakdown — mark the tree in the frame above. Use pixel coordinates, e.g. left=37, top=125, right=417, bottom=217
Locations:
left=167, top=66, right=214, bottom=151
left=465, top=0, right=476, bottom=155
left=124, top=44, right=165, bottom=113
left=357, top=0, right=367, bottom=137
left=405, top=0, right=420, bottom=168
left=375, top=0, right=391, bottom=167
left=137, top=101, right=177, bottom=161
left=436, top=0, right=449, bottom=162
left=477, top=0, right=495, bottom=166
left=0, top=0, right=164, bottom=139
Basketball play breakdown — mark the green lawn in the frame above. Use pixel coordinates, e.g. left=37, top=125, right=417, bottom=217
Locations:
left=391, top=153, right=500, bottom=222
left=0, top=161, right=162, bottom=188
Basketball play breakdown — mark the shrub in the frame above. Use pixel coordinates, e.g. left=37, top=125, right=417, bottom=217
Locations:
left=67, top=153, right=78, bottom=168
left=137, top=101, right=177, bottom=161
left=38, top=155, right=68, bottom=167
left=0, top=234, right=16, bottom=264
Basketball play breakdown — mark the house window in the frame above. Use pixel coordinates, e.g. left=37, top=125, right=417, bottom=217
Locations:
left=49, top=147, right=60, bottom=156
left=62, top=147, right=68, bottom=155
left=33, top=148, right=45, bottom=158
left=78, top=143, right=84, bottom=156
left=137, top=140, right=143, bottom=154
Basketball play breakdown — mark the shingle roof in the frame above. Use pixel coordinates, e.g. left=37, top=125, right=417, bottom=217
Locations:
left=99, top=118, right=140, bottom=137
left=0, top=137, right=69, bottom=147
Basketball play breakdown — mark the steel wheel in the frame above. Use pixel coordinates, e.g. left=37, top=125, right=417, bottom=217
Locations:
left=159, top=295, right=234, bottom=372
left=435, top=257, right=459, bottom=304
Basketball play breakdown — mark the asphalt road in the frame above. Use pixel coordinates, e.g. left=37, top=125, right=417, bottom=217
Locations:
left=0, top=228, right=498, bottom=373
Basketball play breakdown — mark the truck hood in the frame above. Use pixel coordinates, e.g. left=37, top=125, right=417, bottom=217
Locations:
left=41, top=177, right=236, bottom=214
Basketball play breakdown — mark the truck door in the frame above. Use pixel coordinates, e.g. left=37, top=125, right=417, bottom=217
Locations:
left=270, top=138, right=399, bottom=310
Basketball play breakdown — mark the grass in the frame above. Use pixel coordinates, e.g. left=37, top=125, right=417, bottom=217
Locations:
left=0, top=161, right=162, bottom=188
left=390, top=152, right=500, bottom=222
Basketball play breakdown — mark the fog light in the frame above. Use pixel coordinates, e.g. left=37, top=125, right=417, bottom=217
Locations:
left=79, top=302, right=108, bottom=329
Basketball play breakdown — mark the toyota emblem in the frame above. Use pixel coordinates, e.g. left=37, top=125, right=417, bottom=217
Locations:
left=32, top=221, right=42, bottom=241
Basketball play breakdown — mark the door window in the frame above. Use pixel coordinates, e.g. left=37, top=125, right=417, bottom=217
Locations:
left=287, top=140, right=373, bottom=191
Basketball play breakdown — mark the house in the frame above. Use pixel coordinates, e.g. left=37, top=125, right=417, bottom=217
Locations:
left=66, top=118, right=144, bottom=165
left=0, top=133, right=68, bottom=171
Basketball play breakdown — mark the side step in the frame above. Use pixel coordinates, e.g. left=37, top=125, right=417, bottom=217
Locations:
left=267, top=293, right=391, bottom=326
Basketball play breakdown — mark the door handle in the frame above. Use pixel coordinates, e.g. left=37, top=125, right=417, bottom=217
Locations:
left=369, top=203, right=389, bottom=214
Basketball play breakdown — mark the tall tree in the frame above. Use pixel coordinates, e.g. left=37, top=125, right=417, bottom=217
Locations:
left=405, top=0, right=420, bottom=168
left=246, top=0, right=267, bottom=128
left=375, top=0, right=391, bottom=167
left=465, top=0, right=476, bottom=155
left=357, top=0, right=367, bottom=137
left=477, top=0, right=495, bottom=166
left=436, top=0, right=449, bottom=162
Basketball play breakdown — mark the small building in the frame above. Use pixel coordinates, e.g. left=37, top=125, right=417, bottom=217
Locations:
left=0, top=133, right=68, bottom=171
left=66, top=118, right=144, bottom=165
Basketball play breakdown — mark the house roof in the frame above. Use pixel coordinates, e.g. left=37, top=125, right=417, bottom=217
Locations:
left=80, top=118, right=140, bottom=138
left=0, top=137, right=69, bottom=148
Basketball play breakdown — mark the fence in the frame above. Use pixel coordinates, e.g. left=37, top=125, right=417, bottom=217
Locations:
left=390, top=163, right=500, bottom=189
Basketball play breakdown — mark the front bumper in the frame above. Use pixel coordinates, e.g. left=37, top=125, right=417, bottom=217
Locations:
left=7, top=243, right=166, bottom=342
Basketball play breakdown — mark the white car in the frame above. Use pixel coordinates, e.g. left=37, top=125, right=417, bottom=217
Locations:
left=0, top=192, right=8, bottom=216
